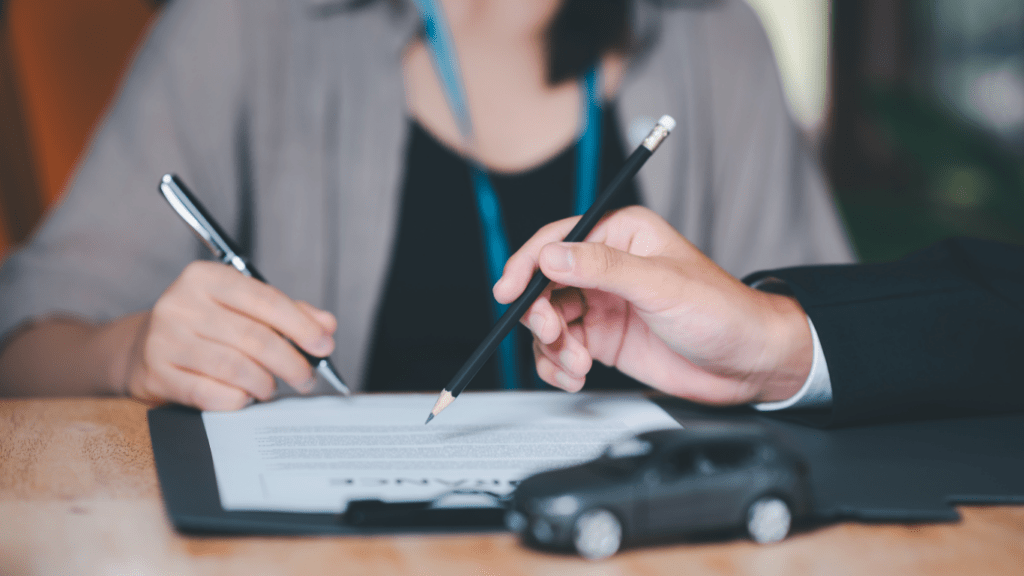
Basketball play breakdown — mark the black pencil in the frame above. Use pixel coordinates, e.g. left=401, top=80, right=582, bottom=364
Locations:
left=425, top=115, right=676, bottom=424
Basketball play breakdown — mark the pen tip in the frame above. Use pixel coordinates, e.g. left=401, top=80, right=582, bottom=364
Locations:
left=318, top=361, right=351, bottom=396
left=424, top=413, right=434, bottom=425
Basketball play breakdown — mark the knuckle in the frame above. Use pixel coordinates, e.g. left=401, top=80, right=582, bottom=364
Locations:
left=238, top=284, right=286, bottom=318
left=589, top=244, right=615, bottom=274
left=181, top=261, right=216, bottom=284
left=239, top=324, right=276, bottom=357
left=213, top=354, right=249, bottom=384
left=234, top=285, right=265, bottom=313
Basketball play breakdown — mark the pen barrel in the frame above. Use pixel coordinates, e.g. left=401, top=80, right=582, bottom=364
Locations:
left=446, top=146, right=653, bottom=397
left=159, top=174, right=346, bottom=390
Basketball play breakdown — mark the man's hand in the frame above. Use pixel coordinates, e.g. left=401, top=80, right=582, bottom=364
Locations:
left=122, top=261, right=337, bottom=410
left=493, top=206, right=813, bottom=406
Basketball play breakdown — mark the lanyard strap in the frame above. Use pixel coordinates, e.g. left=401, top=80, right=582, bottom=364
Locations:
left=413, top=0, right=602, bottom=389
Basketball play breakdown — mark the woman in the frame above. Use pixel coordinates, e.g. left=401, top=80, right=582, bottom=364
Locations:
left=0, top=0, right=852, bottom=409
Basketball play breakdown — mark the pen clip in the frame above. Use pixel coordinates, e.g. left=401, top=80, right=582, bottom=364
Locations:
left=159, top=174, right=238, bottom=261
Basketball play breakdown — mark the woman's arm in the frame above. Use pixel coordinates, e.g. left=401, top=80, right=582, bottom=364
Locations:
left=1, top=262, right=338, bottom=410
left=0, top=314, right=145, bottom=398
left=0, top=0, right=254, bottom=405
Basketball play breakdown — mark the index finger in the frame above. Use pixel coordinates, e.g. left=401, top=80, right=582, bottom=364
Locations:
left=212, top=274, right=333, bottom=357
left=493, top=216, right=581, bottom=304
left=494, top=206, right=685, bottom=304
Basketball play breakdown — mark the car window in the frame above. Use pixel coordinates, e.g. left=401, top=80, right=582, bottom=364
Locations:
left=596, top=438, right=653, bottom=474
left=660, top=447, right=698, bottom=480
left=702, top=442, right=756, bottom=471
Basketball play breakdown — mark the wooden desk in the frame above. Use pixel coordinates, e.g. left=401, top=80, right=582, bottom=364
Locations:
left=2, top=398, right=1022, bottom=575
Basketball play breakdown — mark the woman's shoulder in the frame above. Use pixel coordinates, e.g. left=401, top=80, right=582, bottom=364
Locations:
left=633, top=0, right=782, bottom=113
left=651, top=0, right=776, bottom=71
left=164, top=0, right=412, bottom=42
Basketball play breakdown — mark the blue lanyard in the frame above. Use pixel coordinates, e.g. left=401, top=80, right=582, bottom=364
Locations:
left=413, top=0, right=602, bottom=389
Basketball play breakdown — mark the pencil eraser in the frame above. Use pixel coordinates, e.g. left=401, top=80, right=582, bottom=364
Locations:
left=657, top=115, right=676, bottom=132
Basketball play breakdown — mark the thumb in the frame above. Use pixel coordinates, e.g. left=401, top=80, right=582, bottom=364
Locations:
left=538, top=242, right=677, bottom=309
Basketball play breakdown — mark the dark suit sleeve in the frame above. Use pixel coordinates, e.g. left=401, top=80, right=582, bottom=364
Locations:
left=744, top=238, right=1024, bottom=426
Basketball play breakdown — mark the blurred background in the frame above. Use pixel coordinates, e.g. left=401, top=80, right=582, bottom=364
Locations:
left=1, top=0, right=1023, bottom=263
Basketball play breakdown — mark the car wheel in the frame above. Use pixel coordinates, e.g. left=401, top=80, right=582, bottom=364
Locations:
left=746, top=496, right=791, bottom=544
left=572, top=508, right=622, bottom=560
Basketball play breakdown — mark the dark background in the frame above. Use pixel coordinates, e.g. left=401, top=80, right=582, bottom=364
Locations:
left=2, top=0, right=1023, bottom=263
left=829, top=0, right=1024, bottom=261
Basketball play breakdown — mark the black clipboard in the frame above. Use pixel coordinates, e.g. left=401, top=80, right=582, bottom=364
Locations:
left=148, top=404, right=504, bottom=535
left=148, top=399, right=1024, bottom=535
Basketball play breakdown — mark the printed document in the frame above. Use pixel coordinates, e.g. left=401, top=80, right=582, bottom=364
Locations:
left=202, top=392, right=680, bottom=513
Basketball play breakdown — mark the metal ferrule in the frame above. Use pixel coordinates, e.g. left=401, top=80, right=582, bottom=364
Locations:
left=642, top=123, right=671, bottom=152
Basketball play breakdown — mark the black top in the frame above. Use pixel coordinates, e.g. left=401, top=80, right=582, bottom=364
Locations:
left=366, top=105, right=644, bottom=392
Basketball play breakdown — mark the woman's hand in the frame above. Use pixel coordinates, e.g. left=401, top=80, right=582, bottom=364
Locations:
left=493, top=206, right=813, bottom=406
left=122, top=261, right=337, bottom=410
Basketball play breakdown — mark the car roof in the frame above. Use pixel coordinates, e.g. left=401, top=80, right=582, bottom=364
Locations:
left=636, top=425, right=773, bottom=448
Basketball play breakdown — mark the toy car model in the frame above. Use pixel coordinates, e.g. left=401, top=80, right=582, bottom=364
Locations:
left=504, top=425, right=812, bottom=559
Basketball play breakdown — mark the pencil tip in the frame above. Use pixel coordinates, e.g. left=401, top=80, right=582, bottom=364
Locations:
left=424, top=413, right=434, bottom=425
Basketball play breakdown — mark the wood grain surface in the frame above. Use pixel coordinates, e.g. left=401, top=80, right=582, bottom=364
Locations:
left=1, top=398, right=1022, bottom=576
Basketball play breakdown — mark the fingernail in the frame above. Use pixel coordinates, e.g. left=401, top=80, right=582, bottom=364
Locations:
left=555, top=371, right=577, bottom=390
left=559, top=349, right=577, bottom=372
left=542, top=245, right=573, bottom=272
left=312, top=336, right=333, bottom=355
left=528, top=314, right=546, bottom=337
left=298, top=375, right=317, bottom=394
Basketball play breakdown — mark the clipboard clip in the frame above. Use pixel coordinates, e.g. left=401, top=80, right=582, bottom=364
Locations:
left=343, top=490, right=508, bottom=528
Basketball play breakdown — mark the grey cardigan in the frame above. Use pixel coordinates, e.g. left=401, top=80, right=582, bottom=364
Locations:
left=0, top=0, right=853, bottom=391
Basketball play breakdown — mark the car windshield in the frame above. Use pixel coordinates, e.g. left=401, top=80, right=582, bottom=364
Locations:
left=596, top=438, right=653, bottom=473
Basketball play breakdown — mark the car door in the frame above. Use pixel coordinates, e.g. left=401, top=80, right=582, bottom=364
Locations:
left=641, top=446, right=710, bottom=537
left=697, top=442, right=759, bottom=528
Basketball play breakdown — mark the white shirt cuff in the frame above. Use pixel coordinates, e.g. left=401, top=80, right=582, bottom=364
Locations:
left=753, top=315, right=833, bottom=411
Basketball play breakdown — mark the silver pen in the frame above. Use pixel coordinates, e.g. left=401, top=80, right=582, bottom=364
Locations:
left=158, top=173, right=351, bottom=395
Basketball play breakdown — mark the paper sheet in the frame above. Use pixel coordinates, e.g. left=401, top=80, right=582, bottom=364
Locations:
left=202, top=392, right=680, bottom=513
